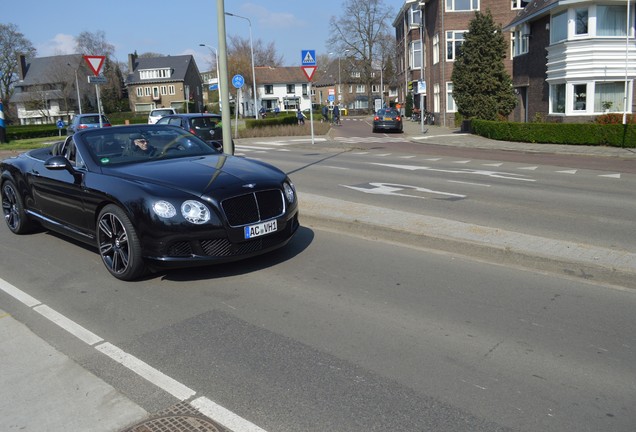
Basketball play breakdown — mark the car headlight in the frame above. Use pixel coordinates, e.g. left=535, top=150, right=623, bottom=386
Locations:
left=152, top=200, right=177, bottom=218
left=181, top=200, right=210, bottom=224
left=283, top=181, right=296, bottom=204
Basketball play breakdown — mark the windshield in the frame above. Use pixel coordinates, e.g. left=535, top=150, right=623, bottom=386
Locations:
left=79, top=125, right=220, bottom=167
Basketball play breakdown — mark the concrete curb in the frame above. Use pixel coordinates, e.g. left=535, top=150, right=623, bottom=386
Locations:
left=300, top=193, right=636, bottom=290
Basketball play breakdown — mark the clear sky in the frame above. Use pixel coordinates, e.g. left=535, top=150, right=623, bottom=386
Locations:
left=4, top=0, right=406, bottom=71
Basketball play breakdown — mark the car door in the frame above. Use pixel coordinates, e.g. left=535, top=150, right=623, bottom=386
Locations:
left=29, top=137, right=91, bottom=234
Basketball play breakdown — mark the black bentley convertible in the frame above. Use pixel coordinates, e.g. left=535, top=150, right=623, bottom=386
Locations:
left=1, top=125, right=299, bottom=280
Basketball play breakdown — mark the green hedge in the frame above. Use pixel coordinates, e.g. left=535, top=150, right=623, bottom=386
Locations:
left=245, top=114, right=298, bottom=129
left=472, top=119, right=636, bottom=148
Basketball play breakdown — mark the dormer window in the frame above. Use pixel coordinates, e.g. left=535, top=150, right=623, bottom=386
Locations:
left=139, top=68, right=172, bottom=80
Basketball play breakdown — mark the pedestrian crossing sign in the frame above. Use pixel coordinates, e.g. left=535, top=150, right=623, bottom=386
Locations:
left=301, top=50, right=316, bottom=66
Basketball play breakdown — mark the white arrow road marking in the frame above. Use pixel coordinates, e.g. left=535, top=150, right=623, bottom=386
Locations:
left=518, top=166, right=539, bottom=170
left=599, top=173, right=621, bottom=178
left=556, top=169, right=578, bottom=174
left=370, top=162, right=536, bottom=182
left=342, top=182, right=466, bottom=199
left=482, top=163, right=503, bottom=167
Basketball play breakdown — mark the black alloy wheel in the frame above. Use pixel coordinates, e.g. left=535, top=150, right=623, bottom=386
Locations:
left=1, top=180, right=35, bottom=234
left=97, top=204, right=145, bottom=281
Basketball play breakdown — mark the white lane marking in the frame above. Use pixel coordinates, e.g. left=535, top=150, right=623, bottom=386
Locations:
left=453, top=160, right=471, bottom=164
left=599, top=173, right=621, bottom=178
left=518, top=166, right=538, bottom=170
left=423, top=158, right=441, bottom=161
left=483, top=163, right=503, bottom=167
left=96, top=342, right=196, bottom=401
left=371, top=162, right=536, bottom=182
left=238, top=145, right=276, bottom=151
left=400, top=155, right=416, bottom=159
left=447, top=180, right=491, bottom=187
left=192, top=397, right=268, bottom=432
left=34, top=305, right=103, bottom=346
left=0, top=277, right=40, bottom=307
left=557, top=169, right=578, bottom=174
left=342, top=183, right=466, bottom=199
left=0, top=277, right=269, bottom=431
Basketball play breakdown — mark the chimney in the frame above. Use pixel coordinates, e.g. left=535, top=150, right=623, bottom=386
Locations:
left=128, top=53, right=138, bottom=74
left=18, top=54, right=28, bottom=80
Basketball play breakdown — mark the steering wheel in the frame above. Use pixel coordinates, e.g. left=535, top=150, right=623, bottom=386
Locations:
left=160, top=140, right=186, bottom=156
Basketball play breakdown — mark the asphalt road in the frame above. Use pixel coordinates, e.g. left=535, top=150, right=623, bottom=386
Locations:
left=1, top=122, right=635, bottom=431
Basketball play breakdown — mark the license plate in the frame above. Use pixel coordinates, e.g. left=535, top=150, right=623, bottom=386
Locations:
left=384, top=117, right=393, bottom=121
left=244, top=220, right=278, bottom=239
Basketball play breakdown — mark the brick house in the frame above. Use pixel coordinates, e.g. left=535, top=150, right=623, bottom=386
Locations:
left=505, top=0, right=635, bottom=123
left=126, top=53, right=203, bottom=114
left=393, top=0, right=522, bottom=126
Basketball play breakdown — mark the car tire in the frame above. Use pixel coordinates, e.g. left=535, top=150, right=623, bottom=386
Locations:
left=1, top=180, right=36, bottom=234
left=97, top=204, right=146, bottom=281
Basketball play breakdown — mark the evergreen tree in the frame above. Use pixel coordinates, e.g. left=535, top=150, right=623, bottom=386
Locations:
left=451, top=10, right=516, bottom=120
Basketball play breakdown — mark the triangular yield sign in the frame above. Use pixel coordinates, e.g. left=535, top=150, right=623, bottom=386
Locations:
left=301, top=66, right=317, bottom=81
left=83, top=55, right=106, bottom=76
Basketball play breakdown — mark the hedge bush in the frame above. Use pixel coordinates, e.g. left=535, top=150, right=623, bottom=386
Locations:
left=245, top=114, right=298, bottom=129
left=472, top=119, right=635, bottom=148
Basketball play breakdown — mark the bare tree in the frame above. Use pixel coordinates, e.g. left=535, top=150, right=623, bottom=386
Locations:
left=327, top=0, right=394, bottom=113
left=223, top=35, right=284, bottom=92
left=0, top=23, right=36, bottom=111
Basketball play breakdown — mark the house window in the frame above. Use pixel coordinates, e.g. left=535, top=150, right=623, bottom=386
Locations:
left=575, top=8, right=589, bottom=35
left=594, top=81, right=625, bottom=112
left=433, top=83, right=440, bottom=112
left=168, top=85, right=176, bottom=95
left=409, top=4, right=422, bottom=26
left=265, top=85, right=274, bottom=94
left=573, top=83, right=587, bottom=111
left=410, top=40, right=423, bottom=69
left=153, top=87, right=159, bottom=99
left=550, top=11, right=568, bottom=43
left=446, top=82, right=456, bottom=112
left=302, top=84, right=308, bottom=95
left=597, top=6, right=627, bottom=37
left=433, top=34, right=440, bottom=64
left=550, top=83, right=566, bottom=113
left=511, top=0, right=528, bottom=9
left=139, top=68, right=172, bottom=80
left=446, top=0, right=479, bottom=12
left=286, top=84, right=295, bottom=94
left=136, top=87, right=143, bottom=97
left=356, top=85, right=365, bottom=93
left=160, top=86, right=167, bottom=95
left=512, top=24, right=530, bottom=57
left=446, top=31, right=466, bottom=61
left=144, top=87, right=151, bottom=96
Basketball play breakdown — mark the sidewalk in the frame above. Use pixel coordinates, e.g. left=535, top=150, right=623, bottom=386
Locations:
left=399, top=118, right=636, bottom=158
left=1, top=122, right=634, bottom=432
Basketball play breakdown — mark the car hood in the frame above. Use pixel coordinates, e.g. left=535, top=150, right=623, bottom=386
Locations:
left=104, top=155, right=286, bottom=197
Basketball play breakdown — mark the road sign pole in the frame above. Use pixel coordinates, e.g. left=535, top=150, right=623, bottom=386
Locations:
left=235, top=88, right=240, bottom=139
left=95, top=84, right=103, bottom=128
left=309, top=81, right=314, bottom=145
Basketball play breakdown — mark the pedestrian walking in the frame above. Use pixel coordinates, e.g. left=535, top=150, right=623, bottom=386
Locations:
left=297, top=108, right=306, bottom=125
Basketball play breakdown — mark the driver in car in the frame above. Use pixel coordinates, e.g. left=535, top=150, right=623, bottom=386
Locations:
left=129, top=134, right=157, bottom=156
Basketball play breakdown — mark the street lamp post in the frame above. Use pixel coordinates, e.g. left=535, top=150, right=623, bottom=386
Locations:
left=67, top=63, right=82, bottom=115
left=225, top=12, right=259, bottom=119
left=338, top=49, right=350, bottom=106
left=199, top=44, right=221, bottom=109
